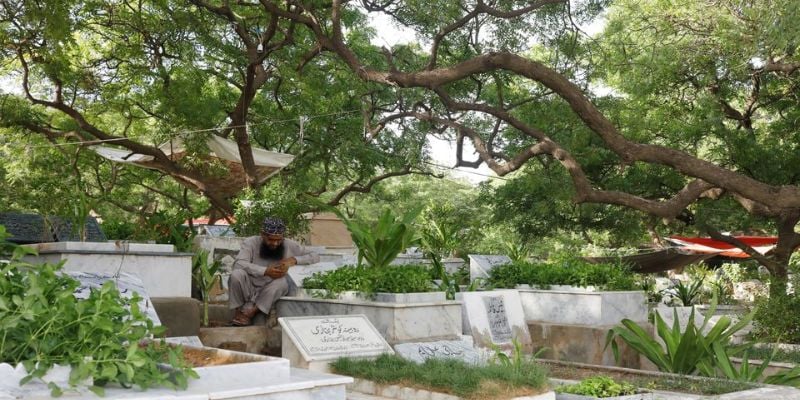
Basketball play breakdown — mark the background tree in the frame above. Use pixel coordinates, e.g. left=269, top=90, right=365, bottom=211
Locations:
left=0, top=0, right=431, bottom=226
left=254, top=0, right=800, bottom=292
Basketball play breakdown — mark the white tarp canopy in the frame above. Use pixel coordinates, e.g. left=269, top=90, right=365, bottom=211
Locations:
left=91, top=135, right=294, bottom=168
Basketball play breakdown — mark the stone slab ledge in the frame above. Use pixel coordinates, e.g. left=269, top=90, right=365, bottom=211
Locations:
left=347, top=378, right=555, bottom=400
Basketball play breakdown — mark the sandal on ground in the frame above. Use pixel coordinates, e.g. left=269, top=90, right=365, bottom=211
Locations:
left=230, top=307, right=258, bottom=326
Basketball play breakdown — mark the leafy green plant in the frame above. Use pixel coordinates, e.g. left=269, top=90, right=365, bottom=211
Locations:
left=0, top=236, right=197, bottom=396
left=670, top=278, right=705, bottom=306
left=751, top=292, right=800, bottom=344
left=605, top=296, right=753, bottom=375
left=331, top=353, right=547, bottom=398
left=557, top=376, right=637, bottom=397
left=490, top=338, right=545, bottom=375
left=330, top=206, right=422, bottom=269
left=487, top=260, right=639, bottom=291
left=192, top=250, right=221, bottom=327
left=502, top=239, right=531, bottom=263
left=708, top=280, right=736, bottom=306
left=303, top=264, right=433, bottom=295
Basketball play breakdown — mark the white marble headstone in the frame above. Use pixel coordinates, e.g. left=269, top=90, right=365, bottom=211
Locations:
left=459, top=290, right=532, bottom=351
left=287, top=262, right=340, bottom=287
left=67, top=271, right=161, bottom=325
left=279, top=315, right=394, bottom=372
left=468, top=254, right=512, bottom=281
left=394, top=339, right=489, bottom=365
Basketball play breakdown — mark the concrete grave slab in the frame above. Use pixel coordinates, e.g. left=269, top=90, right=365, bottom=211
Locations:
left=280, top=314, right=394, bottom=372
left=458, top=290, right=532, bottom=352
left=67, top=271, right=161, bottom=325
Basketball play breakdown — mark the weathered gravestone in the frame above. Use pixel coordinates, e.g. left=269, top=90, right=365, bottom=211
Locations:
left=394, top=339, right=489, bottom=365
left=279, top=315, right=394, bottom=372
left=458, top=290, right=532, bottom=352
left=68, top=271, right=162, bottom=325
left=468, top=254, right=512, bottom=281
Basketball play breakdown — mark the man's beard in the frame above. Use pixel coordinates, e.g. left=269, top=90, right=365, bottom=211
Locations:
left=260, top=242, right=286, bottom=260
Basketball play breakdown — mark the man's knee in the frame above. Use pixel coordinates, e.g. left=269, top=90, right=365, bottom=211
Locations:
left=271, top=276, right=289, bottom=294
left=229, top=268, right=248, bottom=285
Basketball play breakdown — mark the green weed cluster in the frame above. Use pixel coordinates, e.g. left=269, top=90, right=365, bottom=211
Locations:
left=302, top=264, right=434, bottom=295
left=0, top=226, right=197, bottom=397
left=488, top=259, right=637, bottom=291
left=331, top=354, right=547, bottom=398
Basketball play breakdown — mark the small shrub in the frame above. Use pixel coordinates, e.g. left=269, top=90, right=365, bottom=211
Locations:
left=557, top=376, right=637, bottom=397
left=751, top=293, right=800, bottom=344
left=303, top=264, right=434, bottom=295
left=487, top=259, right=638, bottom=291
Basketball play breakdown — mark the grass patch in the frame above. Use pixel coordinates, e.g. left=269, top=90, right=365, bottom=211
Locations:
left=748, top=346, right=800, bottom=364
left=330, top=354, right=548, bottom=399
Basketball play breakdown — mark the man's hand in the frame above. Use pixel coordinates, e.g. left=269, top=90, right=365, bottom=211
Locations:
left=263, top=257, right=297, bottom=279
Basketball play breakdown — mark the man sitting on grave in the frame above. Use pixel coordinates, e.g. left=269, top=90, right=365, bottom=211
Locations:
left=229, top=217, right=319, bottom=326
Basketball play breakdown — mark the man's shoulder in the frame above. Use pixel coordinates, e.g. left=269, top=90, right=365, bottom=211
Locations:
left=243, top=236, right=261, bottom=246
left=284, top=238, right=314, bottom=251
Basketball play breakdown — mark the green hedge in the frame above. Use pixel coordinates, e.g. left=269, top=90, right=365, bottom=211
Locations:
left=302, top=264, right=434, bottom=295
left=488, top=259, right=638, bottom=291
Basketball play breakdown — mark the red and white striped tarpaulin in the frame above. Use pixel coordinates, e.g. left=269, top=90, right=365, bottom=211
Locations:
left=665, top=236, right=778, bottom=258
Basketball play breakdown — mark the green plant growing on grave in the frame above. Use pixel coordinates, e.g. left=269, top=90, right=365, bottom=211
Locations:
left=0, top=233, right=198, bottom=396
left=502, top=239, right=531, bottom=263
left=605, top=295, right=754, bottom=375
left=330, top=206, right=422, bottom=269
left=556, top=376, right=637, bottom=397
left=192, top=249, right=222, bottom=327
left=669, top=278, right=705, bottom=306
left=331, top=353, right=548, bottom=399
left=419, top=222, right=456, bottom=299
left=303, top=264, right=433, bottom=296
left=487, top=260, right=638, bottom=291
left=490, top=338, right=545, bottom=375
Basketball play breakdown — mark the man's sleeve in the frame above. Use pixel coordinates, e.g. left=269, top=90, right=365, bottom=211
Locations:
left=233, top=238, right=268, bottom=277
left=292, top=242, right=320, bottom=265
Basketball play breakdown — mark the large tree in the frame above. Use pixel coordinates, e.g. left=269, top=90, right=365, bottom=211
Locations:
left=0, top=0, right=430, bottom=219
left=246, top=0, right=800, bottom=289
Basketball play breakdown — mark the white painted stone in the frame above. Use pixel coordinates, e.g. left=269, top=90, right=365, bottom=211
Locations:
left=280, top=315, right=394, bottom=371
left=165, top=336, right=204, bottom=347
left=518, top=289, right=648, bottom=326
left=25, top=251, right=191, bottom=298
left=393, top=340, right=489, bottom=365
left=68, top=271, right=161, bottom=325
left=278, top=297, right=462, bottom=344
left=1, top=348, right=351, bottom=400
left=468, top=254, right=511, bottom=281
left=27, top=241, right=175, bottom=253
left=458, top=290, right=532, bottom=351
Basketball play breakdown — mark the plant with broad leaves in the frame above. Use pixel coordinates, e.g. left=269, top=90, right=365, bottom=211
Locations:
left=669, top=278, right=705, bottom=306
left=331, top=206, right=422, bottom=269
left=192, top=250, right=222, bottom=327
left=0, top=227, right=197, bottom=397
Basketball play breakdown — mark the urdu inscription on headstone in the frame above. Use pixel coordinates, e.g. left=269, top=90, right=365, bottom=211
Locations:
left=482, top=296, right=513, bottom=343
left=279, top=315, right=393, bottom=371
left=459, top=290, right=532, bottom=352
left=394, top=339, right=487, bottom=365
